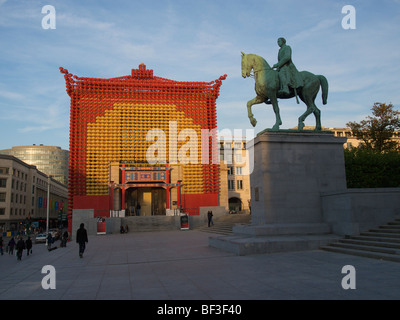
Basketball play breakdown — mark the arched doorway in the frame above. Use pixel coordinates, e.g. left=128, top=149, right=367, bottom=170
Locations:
left=125, top=187, right=166, bottom=216
left=228, top=197, right=242, bottom=213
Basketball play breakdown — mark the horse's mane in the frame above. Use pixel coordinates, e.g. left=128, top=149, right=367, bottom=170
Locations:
left=247, top=54, right=272, bottom=70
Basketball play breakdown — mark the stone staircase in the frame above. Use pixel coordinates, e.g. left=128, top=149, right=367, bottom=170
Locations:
left=121, top=216, right=178, bottom=232
left=321, top=219, right=400, bottom=263
left=196, top=214, right=251, bottom=235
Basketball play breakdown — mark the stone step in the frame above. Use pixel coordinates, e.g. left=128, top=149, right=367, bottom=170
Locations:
left=216, top=214, right=252, bottom=224
left=211, top=233, right=341, bottom=256
left=329, top=242, right=399, bottom=255
left=378, top=225, right=400, bottom=230
left=122, top=216, right=178, bottom=232
left=360, top=231, right=400, bottom=239
left=338, top=238, right=400, bottom=249
left=196, top=214, right=251, bottom=236
left=321, top=219, right=400, bottom=262
left=369, top=227, right=400, bottom=233
left=351, top=235, right=400, bottom=244
left=321, top=245, right=400, bottom=263
left=197, top=223, right=250, bottom=235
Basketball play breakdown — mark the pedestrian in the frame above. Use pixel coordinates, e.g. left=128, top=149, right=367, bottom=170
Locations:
left=25, top=236, right=32, bottom=256
left=0, top=236, right=3, bottom=255
left=136, top=202, right=141, bottom=216
left=61, top=230, right=68, bottom=247
left=47, top=232, right=53, bottom=250
left=16, top=237, right=25, bottom=261
left=76, top=223, right=88, bottom=258
left=8, top=237, right=15, bottom=255
left=207, top=210, right=214, bottom=227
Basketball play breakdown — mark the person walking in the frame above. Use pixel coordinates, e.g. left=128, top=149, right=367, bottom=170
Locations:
left=16, top=237, right=25, bottom=261
left=47, top=233, right=53, bottom=250
left=76, top=223, right=88, bottom=258
left=61, top=230, right=68, bottom=247
left=8, top=237, right=15, bottom=255
left=25, top=236, right=32, bottom=256
left=136, top=202, right=141, bottom=216
left=207, top=210, right=214, bottom=227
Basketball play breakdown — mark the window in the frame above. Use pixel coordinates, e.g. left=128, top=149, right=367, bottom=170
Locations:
left=0, top=208, right=5, bottom=215
left=0, top=193, right=6, bottom=202
left=228, top=167, right=234, bottom=175
left=236, top=167, right=242, bottom=175
left=228, top=180, right=235, bottom=190
left=237, top=180, right=243, bottom=190
left=0, top=178, right=7, bottom=188
left=0, top=167, right=9, bottom=174
left=234, top=152, right=243, bottom=164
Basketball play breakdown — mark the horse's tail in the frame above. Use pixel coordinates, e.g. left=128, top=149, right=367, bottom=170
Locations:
left=317, top=75, right=328, bottom=105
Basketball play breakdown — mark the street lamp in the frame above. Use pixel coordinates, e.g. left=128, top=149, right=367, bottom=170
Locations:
left=46, top=175, right=50, bottom=246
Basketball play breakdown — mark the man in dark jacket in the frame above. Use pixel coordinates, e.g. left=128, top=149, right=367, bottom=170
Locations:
left=25, top=236, right=32, bottom=256
left=16, top=237, right=25, bottom=261
left=76, top=223, right=88, bottom=258
left=207, top=211, right=214, bottom=227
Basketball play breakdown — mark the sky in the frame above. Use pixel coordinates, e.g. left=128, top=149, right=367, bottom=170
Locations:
left=0, top=0, right=399, bottom=151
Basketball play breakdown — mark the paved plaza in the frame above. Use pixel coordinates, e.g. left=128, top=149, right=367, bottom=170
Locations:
left=0, top=230, right=399, bottom=300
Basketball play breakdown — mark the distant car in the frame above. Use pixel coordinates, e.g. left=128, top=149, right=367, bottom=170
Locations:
left=35, top=233, right=47, bottom=244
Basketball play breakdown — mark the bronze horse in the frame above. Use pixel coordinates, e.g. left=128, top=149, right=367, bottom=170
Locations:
left=241, top=52, right=328, bottom=131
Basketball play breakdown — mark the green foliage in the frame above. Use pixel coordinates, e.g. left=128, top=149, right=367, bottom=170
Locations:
left=344, top=148, right=400, bottom=188
left=346, top=102, right=400, bottom=152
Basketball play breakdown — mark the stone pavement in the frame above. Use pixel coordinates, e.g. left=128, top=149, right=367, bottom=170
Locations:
left=0, top=230, right=399, bottom=300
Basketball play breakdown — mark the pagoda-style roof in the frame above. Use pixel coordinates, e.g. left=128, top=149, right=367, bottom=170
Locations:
left=60, top=64, right=227, bottom=97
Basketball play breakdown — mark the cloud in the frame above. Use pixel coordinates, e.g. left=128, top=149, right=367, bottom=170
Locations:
left=57, top=13, right=114, bottom=31
left=0, top=89, right=25, bottom=101
left=291, top=18, right=339, bottom=43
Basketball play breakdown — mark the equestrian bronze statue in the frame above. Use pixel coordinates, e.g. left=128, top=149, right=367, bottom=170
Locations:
left=241, top=38, right=328, bottom=131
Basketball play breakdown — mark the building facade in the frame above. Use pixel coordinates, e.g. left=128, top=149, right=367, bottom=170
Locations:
left=219, top=139, right=251, bottom=214
left=61, top=64, right=226, bottom=228
left=0, top=155, right=68, bottom=231
left=0, top=145, right=69, bottom=185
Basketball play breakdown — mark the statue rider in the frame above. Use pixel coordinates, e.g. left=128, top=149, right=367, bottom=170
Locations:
left=272, top=37, right=303, bottom=96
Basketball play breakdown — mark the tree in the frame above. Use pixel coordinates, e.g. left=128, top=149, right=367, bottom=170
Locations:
left=346, top=102, right=400, bottom=152
left=344, top=148, right=400, bottom=188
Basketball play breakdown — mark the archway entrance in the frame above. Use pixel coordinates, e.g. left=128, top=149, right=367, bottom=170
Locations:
left=229, top=197, right=242, bottom=213
left=125, top=187, right=166, bottom=216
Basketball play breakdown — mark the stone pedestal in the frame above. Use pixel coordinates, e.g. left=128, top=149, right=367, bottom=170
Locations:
left=209, top=131, right=346, bottom=255
left=249, top=131, right=347, bottom=225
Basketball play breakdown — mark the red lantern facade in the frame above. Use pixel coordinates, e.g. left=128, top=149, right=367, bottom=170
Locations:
left=61, top=64, right=226, bottom=230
